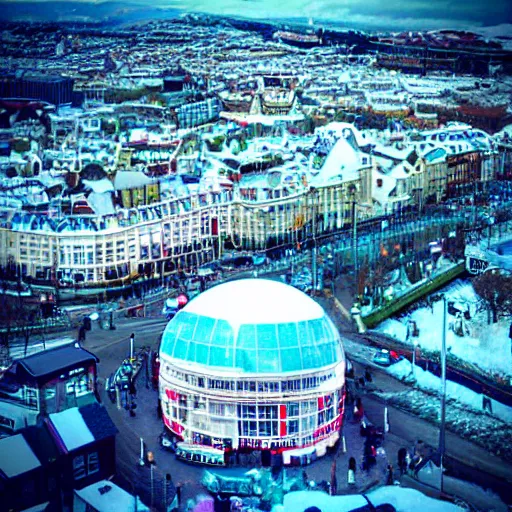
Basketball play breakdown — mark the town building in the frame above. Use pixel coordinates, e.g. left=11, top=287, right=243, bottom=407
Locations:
left=159, top=278, right=347, bottom=465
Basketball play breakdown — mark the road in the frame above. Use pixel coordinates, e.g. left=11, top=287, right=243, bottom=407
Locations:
left=79, top=310, right=512, bottom=510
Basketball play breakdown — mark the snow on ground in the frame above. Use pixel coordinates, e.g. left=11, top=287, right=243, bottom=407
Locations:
left=387, top=359, right=512, bottom=424
left=8, top=336, right=76, bottom=361
left=375, top=279, right=512, bottom=380
left=280, top=487, right=465, bottom=512
left=375, top=383, right=512, bottom=463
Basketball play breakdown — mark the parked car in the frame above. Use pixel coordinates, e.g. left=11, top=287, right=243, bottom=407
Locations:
left=373, top=348, right=402, bottom=367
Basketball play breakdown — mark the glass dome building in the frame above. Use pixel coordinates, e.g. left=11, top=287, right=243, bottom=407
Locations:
left=159, top=278, right=347, bottom=463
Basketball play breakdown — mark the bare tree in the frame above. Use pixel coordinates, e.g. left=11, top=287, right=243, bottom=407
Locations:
left=473, top=269, right=512, bottom=324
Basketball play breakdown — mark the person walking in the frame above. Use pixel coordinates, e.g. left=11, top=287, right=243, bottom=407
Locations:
left=386, top=464, right=394, bottom=485
left=78, top=324, right=86, bottom=344
left=347, top=457, right=356, bottom=486
left=353, top=397, right=364, bottom=423
left=397, top=448, right=408, bottom=476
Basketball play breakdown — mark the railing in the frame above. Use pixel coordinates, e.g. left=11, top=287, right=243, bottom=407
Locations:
left=361, top=262, right=466, bottom=328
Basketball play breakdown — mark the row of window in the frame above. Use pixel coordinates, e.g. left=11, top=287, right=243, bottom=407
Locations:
left=168, top=369, right=336, bottom=393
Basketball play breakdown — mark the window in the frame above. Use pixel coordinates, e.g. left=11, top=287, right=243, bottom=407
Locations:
left=88, top=452, right=99, bottom=475
left=258, top=421, right=277, bottom=437
left=288, top=419, right=299, bottom=435
left=24, top=387, right=38, bottom=409
left=73, top=455, right=86, bottom=480
left=241, top=405, right=256, bottom=419
left=258, top=405, right=278, bottom=420
left=287, top=403, right=299, bottom=417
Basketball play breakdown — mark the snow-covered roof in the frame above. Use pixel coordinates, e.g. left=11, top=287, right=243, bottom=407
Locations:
left=82, top=178, right=114, bottom=194
left=311, top=137, right=361, bottom=186
left=283, top=488, right=464, bottom=512
left=315, top=122, right=370, bottom=147
left=0, top=434, right=41, bottom=477
left=86, top=192, right=115, bottom=216
left=184, top=278, right=324, bottom=326
left=372, top=168, right=396, bottom=206
left=49, top=408, right=95, bottom=452
left=114, top=170, right=154, bottom=190
left=160, top=279, right=345, bottom=374
left=74, top=480, right=149, bottom=512
left=389, top=162, right=411, bottom=180
left=373, top=142, right=414, bottom=162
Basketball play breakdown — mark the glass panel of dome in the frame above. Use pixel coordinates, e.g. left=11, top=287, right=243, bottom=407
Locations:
left=194, top=316, right=216, bottom=344
left=277, top=323, right=299, bottom=348
left=161, top=322, right=179, bottom=355
left=309, top=319, right=327, bottom=344
left=177, top=312, right=198, bottom=341
left=256, top=324, right=277, bottom=349
left=210, top=346, right=233, bottom=367
left=301, top=344, right=320, bottom=369
left=257, top=350, right=280, bottom=372
left=211, top=319, right=233, bottom=348
left=195, top=342, right=210, bottom=365
left=173, top=339, right=188, bottom=359
left=296, top=320, right=311, bottom=348
left=237, top=325, right=257, bottom=348
left=235, top=348, right=257, bottom=372
left=280, top=347, right=302, bottom=372
left=186, top=341, right=197, bottom=362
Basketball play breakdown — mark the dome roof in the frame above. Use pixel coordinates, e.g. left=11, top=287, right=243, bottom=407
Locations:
left=160, top=279, right=344, bottom=374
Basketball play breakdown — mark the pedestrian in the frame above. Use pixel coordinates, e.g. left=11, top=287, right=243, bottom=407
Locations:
left=363, top=442, right=377, bottom=472
left=386, top=464, right=394, bottom=485
left=364, top=367, right=373, bottom=384
left=348, top=457, right=356, bottom=485
left=330, top=460, right=337, bottom=496
left=129, top=376, right=137, bottom=399
left=78, top=325, right=86, bottom=343
left=353, top=397, right=364, bottom=423
left=397, top=448, right=407, bottom=476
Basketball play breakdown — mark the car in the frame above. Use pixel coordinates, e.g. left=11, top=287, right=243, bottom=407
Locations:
left=373, top=348, right=402, bottom=367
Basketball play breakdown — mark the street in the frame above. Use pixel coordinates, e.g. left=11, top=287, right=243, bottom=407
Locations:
left=77, top=305, right=512, bottom=510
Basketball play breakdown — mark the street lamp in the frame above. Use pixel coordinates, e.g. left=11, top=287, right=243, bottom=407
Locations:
left=130, top=333, right=135, bottom=361
left=439, top=296, right=447, bottom=494
left=412, top=338, right=419, bottom=380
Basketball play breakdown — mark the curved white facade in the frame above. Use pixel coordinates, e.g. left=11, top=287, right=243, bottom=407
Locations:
left=159, top=279, right=346, bottom=459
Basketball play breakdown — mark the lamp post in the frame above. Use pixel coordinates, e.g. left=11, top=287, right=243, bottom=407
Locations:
left=352, top=200, right=359, bottom=301
left=439, top=296, right=447, bottom=494
left=412, top=338, right=419, bottom=380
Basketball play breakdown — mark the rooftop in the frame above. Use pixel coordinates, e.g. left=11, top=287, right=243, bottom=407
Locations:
left=16, top=345, right=99, bottom=382
left=160, top=279, right=345, bottom=374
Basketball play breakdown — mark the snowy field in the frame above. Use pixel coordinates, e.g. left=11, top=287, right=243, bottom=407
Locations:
left=386, top=359, right=512, bottom=424
left=280, top=487, right=466, bottom=512
left=375, top=279, right=512, bottom=382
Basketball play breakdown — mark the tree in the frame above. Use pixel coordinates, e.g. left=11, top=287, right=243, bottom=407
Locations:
left=473, top=269, right=512, bottom=324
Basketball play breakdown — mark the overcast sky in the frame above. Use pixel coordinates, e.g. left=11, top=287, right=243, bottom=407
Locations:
left=7, top=0, right=512, bottom=31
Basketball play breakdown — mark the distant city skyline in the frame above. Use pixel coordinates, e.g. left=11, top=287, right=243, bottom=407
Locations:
left=3, top=0, right=512, bottom=32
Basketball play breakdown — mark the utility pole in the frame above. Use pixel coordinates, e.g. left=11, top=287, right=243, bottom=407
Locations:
left=352, top=201, right=359, bottom=300
left=439, top=296, right=447, bottom=494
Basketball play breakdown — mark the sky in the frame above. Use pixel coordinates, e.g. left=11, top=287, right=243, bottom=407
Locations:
left=4, top=0, right=512, bottom=32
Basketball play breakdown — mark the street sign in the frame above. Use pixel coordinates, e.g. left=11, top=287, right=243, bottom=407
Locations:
left=467, top=257, right=489, bottom=275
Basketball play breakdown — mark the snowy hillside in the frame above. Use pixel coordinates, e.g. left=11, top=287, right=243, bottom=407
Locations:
left=375, top=279, right=512, bottom=381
